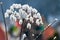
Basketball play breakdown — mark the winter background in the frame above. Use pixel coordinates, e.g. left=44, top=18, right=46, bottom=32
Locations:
left=0, top=0, right=60, bottom=39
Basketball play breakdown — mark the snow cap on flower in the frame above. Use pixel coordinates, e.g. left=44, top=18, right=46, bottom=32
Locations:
left=17, top=4, right=21, bottom=8
left=33, top=14, right=38, bottom=18
left=25, top=17, right=29, bottom=21
left=10, top=5, right=14, bottom=11
left=4, top=12, right=9, bottom=18
left=27, top=7, right=32, bottom=13
left=36, top=19, right=40, bottom=25
left=10, top=14, right=17, bottom=21
left=6, top=9, right=13, bottom=14
left=19, top=19, right=23, bottom=25
left=37, top=12, right=42, bottom=19
left=29, top=16, right=34, bottom=23
left=27, top=23, right=31, bottom=29
left=19, top=9, right=23, bottom=14
left=14, top=11, right=21, bottom=19
left=22, top=4, right=29, bottom=11
left=12, top=4, right=21, bottom=9
left=32, top=8, right=38, bottom=14
left=21, top=34, right=27, bottom=40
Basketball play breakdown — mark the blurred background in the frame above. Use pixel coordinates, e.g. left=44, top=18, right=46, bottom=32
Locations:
left=0, top=0, right=60, bottom=40
left=0, top=0, right=60, bottom=23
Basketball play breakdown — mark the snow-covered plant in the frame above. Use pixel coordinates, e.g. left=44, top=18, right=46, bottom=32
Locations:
left=5, top=3, right=43, bottom=30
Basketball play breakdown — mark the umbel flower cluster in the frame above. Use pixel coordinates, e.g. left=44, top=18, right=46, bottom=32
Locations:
left=5, top=4, right=43, bottom=29
left=4, top=4, right=45, bottom=40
